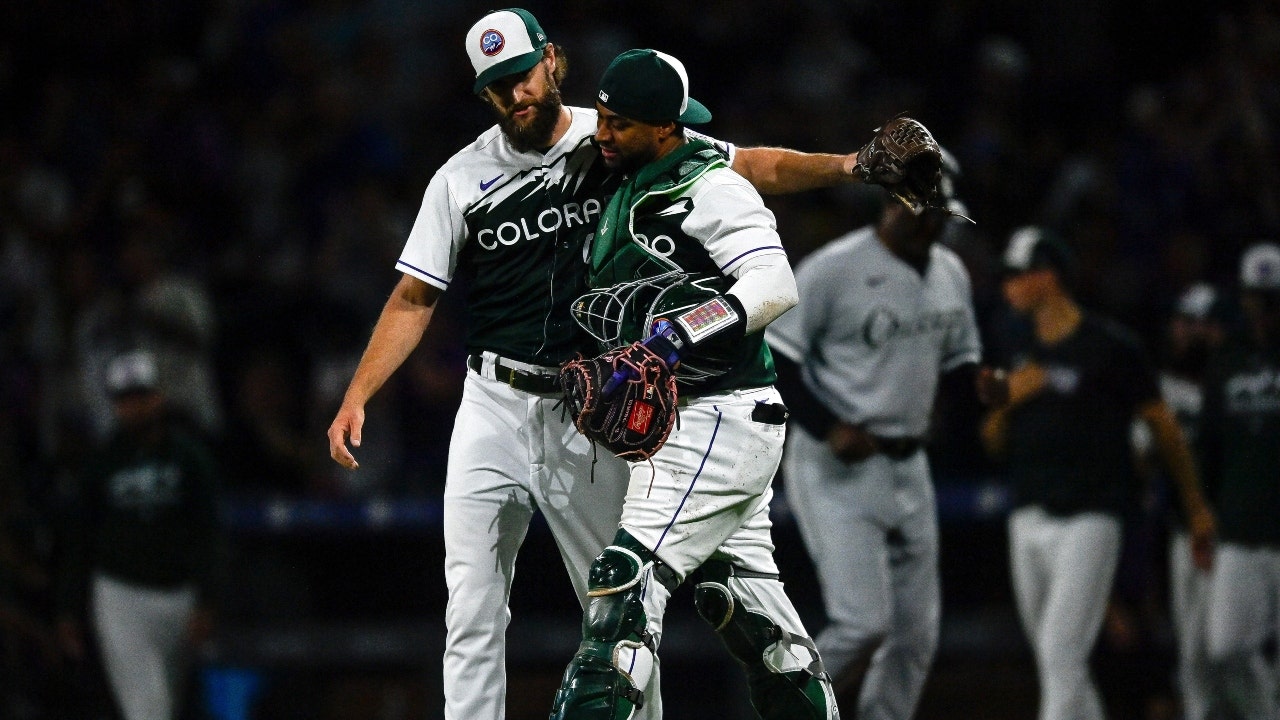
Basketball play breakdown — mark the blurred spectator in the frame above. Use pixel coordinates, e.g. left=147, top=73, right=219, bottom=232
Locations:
left=55, top=349, right=227, bottom=720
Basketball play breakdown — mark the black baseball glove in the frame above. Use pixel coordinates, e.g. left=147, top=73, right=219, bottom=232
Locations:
left=853, top=117, right=945, bottom=214
left=559, top=342, right=678, bottom=462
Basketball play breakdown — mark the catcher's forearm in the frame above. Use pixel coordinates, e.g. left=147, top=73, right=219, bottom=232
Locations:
left=732, top=146, right=858, bottom=195
left=728, top=255, right=799, bottom=333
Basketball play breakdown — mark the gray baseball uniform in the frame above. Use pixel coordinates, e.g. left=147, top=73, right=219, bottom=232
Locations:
left=766, top=225, right=981, bottom=720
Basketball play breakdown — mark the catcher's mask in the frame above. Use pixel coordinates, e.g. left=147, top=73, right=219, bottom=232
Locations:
left=572, top=272, right=737, bottom=384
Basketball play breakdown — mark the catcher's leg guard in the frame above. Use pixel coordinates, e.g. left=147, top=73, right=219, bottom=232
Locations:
left=550, top=530, right=677, bottom=720
left=694, top=560, right=838, bottom=720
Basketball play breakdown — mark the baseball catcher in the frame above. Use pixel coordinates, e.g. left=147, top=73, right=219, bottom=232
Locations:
left=853, top=116, right=952, bottom=216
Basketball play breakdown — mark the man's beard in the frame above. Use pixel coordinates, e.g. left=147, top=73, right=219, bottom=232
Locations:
left=499, top=85, right=563, bottom=152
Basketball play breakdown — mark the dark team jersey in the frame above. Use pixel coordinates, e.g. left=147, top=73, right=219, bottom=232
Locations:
left=58, top=420, right=224, bottom=612
left=1197, top=334, right=1280, bottom=545
left=396, top=108, right=733, bottom=367
left=995, top=314, right=1160, bottom=516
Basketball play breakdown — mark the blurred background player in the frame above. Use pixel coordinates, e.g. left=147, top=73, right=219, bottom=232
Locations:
left=1198, top=242, right=1280, bottom=720
left=980, top=227, right=1216, bottom=720
left=55, top=348, right=226, bottom=720
left=1131, top=281, right=1232, bottom=720
left=766, top=157, right=1007, bottom=719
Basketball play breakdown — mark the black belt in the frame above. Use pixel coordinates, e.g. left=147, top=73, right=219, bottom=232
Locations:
left=870, top=435, right=923, bottom=460
left=467, top=354, right=561, bottom=394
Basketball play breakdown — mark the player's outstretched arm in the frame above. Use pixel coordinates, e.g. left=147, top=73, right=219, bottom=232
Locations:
left=327, top=274, right=441, bottom=469
left=731, top=146, right=861, bottom=195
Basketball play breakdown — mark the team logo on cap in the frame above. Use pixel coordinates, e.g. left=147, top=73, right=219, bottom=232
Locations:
left=480, top=29, right=505, bottom=56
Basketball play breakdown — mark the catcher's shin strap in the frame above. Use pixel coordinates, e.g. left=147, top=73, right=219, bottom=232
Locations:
left=467, top=353, right=561, bottom=394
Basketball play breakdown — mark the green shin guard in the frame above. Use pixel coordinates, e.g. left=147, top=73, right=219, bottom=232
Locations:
left=550, top=530, right=675, bottom=720
left=694, top=560, right=835, bottom=720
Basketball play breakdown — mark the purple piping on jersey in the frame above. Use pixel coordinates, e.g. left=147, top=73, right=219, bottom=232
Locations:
left=394, top=260, right=449, bottom=287
left=719, top=246, right=786, bottom=272
left=652, top=406, right=722, bottom=555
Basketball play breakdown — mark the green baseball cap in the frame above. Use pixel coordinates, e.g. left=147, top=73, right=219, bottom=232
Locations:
left=466, top=8, right=548, bottom=94
left=597, top=49, right=712, bottom=125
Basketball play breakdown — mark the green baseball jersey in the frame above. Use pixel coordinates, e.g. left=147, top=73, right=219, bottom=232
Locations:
left=397, top=107, right=733, bottom=367
left=57, top=419, right=225, bottom=614
left=1198, top=334, right=1280, bottom=545
left=589, top=140, right=786, bottom=395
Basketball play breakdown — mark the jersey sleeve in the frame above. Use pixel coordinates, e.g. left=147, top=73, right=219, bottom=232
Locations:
left=682, top=171, right=786, bottom=275
left=395, top=170, right=466, bottom=290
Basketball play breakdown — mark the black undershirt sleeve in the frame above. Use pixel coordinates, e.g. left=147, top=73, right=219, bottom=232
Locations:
left=938, top=362, right=980, bottom=406
left=772, top=352, right=840, bottom=438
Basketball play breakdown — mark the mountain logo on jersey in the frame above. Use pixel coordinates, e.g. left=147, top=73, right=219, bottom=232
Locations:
left=465, top=137, right=612, bottom=253
left=654, top=198, right=691, bottom=217
left=480, top=30, right=505, bottom=56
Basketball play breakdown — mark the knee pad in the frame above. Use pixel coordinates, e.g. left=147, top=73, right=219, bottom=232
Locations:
left=551, top=530, right=676, bottom=720
left=694, top=560, right=837, bottom=720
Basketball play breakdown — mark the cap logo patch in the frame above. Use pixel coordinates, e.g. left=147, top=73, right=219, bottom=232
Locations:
left=598, top=90, right=609, bottom=102
left=480, top=29, right=505, bottom=56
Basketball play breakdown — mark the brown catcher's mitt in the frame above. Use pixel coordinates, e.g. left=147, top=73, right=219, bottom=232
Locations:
left=853, top=117, right=945, bottom=214
left=559, top=341, right=678, bottom=462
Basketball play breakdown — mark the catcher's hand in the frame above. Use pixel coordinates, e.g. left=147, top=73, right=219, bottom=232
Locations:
left=560, top=342, right=678, bottom=462
left=853, top=117, right=945, bottom=214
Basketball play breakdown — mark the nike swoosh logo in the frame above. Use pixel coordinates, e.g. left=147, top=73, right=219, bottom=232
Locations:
left=480, top=174, right=503, bottom=191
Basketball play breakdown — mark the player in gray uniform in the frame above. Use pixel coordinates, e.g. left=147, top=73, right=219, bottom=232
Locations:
left=548, top=48, right=835, bottom=720
left=325, top=9, right=877, bottom=720
left=766, top=168, right=1005, bottom=719
left=1198, top=242, right=1280, bottom=720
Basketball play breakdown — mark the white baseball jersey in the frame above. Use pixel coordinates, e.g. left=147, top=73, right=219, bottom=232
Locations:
left=766, top=227, right=982, bottom=437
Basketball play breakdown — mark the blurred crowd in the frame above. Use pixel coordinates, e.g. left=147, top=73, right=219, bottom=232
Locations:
left=1, top=0, right=1278, bottom=717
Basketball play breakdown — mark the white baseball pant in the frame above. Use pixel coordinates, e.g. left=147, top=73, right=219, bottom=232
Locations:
left=92, top=572, right=197, bottom=720
left=619, top=386, right=834, bottom=718
left=1205, top=541, right=1280, bottom=719
left=783, top=427, right=940, bottom=720
left=444, top=359, right=661, bottom=720
left=1008, top=506, right=1121, bottom=720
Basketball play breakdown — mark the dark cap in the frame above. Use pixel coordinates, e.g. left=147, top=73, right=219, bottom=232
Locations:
left=1002, top=225, right=1075, bottom=279
left=466, top=8, right=549, bottom=94
left=597, top=49, right=712, bottom=125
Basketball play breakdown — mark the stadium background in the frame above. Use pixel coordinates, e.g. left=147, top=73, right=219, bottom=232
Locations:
left=1, top=0, right=1277, bottom=718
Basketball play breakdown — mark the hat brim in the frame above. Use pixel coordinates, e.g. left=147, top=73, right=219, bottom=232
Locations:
left=677, top=97, right=712, bottom=125
left=474, top=49, right=544, bottom=95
